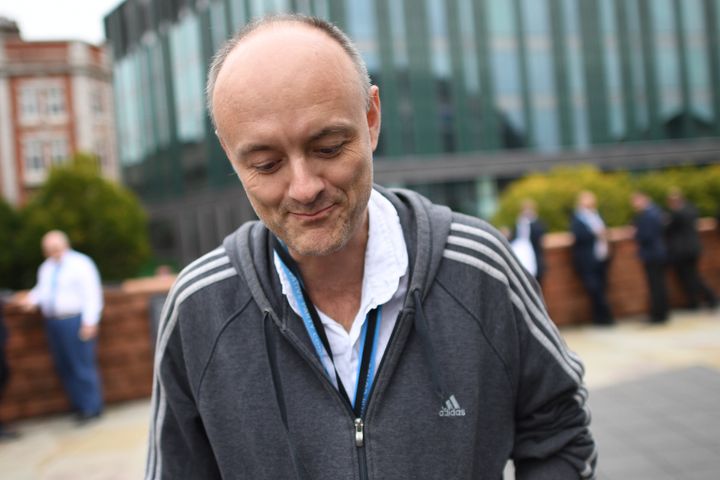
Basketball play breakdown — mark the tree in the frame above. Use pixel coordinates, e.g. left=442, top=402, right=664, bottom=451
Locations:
left=0, top=198, right=20, bottom=289
left=15, top=153, right=150, bottom=288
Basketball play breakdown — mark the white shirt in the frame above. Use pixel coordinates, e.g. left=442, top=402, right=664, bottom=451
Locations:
left=28, top=249, right=104, bottom=326
left=275, top=189, right=409, bottom=402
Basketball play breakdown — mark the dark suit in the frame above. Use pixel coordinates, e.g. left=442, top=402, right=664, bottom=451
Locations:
left=665, top=202, right=717, bottom=309
left=634, top=204, right=669, bottom=323
left=571, top=214, right=614, bottom=325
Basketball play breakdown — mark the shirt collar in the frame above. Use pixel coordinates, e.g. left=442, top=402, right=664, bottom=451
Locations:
left=274, top=188, right=408, bottom=336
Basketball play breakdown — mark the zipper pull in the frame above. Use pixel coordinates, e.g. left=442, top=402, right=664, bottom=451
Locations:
left=354, top=418, right=364, bottom=447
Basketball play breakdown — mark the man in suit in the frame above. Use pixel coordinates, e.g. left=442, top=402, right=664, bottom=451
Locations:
left=571, top=191, right=614, bottom=325
left=632, top=192, right=669, bottom=324
left=665, top=188, right=717, bottom=310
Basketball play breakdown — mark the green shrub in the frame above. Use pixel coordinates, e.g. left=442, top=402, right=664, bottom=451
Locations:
left=15, top=153, right=150, bottom=288
left=0, top=198, right=20, bottom=289
left=631, top=165, right=720, bottom=216
left=492, top=165, right=634, bottom=232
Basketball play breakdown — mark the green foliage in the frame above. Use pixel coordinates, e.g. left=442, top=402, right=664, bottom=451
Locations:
left=631, top=165, right=720, bottom=216
left=492, top=165, right=634, bottom=232
left=14, top=153, right=150, bottom=288
left=492, top=164, right=720, bottom=232
left=0, top=198, right=20, bottom=289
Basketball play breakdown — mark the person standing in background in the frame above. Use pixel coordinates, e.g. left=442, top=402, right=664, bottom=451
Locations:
left=509, top=199, right=546, bottom=283
left=18, top=230, right=104, bottom=423
left=631, top=192, right=669, bottom=324
left=571, top=191, right=614, bottom=326
left=665, top=188, right=717, bottom=310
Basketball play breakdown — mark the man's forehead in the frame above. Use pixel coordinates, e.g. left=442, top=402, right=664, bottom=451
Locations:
left=212, top=23, right=362, bottom=130
left=220, top=23, right=349, bottom=79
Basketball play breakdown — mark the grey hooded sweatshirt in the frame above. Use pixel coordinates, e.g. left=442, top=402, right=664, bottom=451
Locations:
left=146, top=187, right=596, bottom=480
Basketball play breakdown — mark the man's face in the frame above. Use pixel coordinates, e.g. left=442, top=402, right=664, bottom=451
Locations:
left=212, top=25, right=381, bottom=258
left=42, top=234, right=67, bottom=260
left=631, top=194, right=647, bottom=212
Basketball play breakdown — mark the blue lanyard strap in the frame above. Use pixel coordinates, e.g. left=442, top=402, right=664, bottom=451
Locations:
left=273, top=236, right=380, bottom=418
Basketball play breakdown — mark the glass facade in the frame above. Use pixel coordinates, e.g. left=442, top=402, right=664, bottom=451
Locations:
left=105, top=0, right=720, bottom=264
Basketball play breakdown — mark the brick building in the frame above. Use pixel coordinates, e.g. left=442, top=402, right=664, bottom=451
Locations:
left=0, top=17, right=118, bottom=206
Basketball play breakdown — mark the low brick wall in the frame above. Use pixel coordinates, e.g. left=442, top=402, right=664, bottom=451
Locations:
left=543, top=219, right=720, bottom=326
left=0, top=221, right=718, bottom=422
left=0, top=288, right=163, bottom=422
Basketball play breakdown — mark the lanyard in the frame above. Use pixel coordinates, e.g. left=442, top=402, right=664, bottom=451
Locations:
left=272, top=236, right=381, bottom=418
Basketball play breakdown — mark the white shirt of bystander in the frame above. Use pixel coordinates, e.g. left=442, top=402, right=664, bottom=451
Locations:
left=28, top=249, right=104, bottom=326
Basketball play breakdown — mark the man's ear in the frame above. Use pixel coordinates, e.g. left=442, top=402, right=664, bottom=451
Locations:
left=366, top=85, right=381, bottom=151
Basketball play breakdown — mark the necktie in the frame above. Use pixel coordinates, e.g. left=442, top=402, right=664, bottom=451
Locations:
left=48, top=261, right=61, bottom=318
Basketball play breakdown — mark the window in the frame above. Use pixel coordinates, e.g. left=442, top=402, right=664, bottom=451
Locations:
left=92, top=85, right=104, bottom=115
left=18, top=81, right=67, bottom=123
left=19, top=85, right=39, bottom=124
left=22, top=137, right=45, bottom=183
left=22, top=134, right=70, bottom=185
left=46, top=85, right=66, bottom=117
left=23, top=139, right=44, bottom=170
left=49, top=137, right=68, bottom=165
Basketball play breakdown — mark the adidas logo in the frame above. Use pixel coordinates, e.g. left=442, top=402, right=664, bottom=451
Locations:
left=438, top=395, right=466, bottom=417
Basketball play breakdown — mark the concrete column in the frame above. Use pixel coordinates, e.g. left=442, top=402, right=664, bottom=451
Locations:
left=0, top=49, right=19, bottom=204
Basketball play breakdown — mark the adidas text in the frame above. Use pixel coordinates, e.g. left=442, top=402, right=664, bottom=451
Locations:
left=439, top=394, right=466, bottom=417
left=439, top=407, right=466, bottom=417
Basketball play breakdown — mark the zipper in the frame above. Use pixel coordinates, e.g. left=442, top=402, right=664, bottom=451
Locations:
left=271, top=310, right=410, bottom=480
left=356, top=417, right=368, bottom=480
left=354, top=418, right=364, bottom=447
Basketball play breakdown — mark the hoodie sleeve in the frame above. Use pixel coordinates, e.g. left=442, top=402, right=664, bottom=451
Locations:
left=145, top=311, right=222, bottom=480
left=510, top=273, right=597, bottom=479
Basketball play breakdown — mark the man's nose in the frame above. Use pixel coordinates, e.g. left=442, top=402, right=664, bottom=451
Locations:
left=287, top=157, right=324, bottom=205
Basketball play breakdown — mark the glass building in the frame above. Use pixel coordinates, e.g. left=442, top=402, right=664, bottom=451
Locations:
left=105, top=0, right=720, bottom=265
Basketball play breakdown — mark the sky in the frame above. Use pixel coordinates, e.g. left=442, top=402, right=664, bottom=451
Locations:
left=0, top=0, right=125, bottom=44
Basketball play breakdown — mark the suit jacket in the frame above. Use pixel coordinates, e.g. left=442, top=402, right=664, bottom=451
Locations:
left=665, top=203, right=701, bottom=261
left=570, top=214, right=605, bottom=272
left=633, top=204, right=667, bottom=263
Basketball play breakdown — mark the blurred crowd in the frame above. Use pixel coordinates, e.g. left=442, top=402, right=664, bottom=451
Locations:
left=505, top=188, right=718, bottom=326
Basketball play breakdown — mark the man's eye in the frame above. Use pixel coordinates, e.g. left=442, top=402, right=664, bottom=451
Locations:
left=315, top=143, right=344, bottom=157
left=253, top=160, right=280, bottom=173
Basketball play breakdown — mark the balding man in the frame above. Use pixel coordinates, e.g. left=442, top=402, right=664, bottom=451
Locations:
left=147, top=15, right=595, bottom=479
left=21, top=230, right=103, bottom=423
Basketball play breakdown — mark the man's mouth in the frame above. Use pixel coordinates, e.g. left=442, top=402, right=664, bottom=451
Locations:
left=290, top=204, right=335, bottom=220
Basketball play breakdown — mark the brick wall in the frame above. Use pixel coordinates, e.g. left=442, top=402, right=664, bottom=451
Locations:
left=543, top=219, right=720, bottom=325
left=0, top=222, right=718, bottom=421
left=0, top=287, right=164, bottom=422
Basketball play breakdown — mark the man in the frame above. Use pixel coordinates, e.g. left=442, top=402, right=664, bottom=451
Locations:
left=147, top=15, right=595, bottom=479
left=20, top=230, right=103, bottom=422
left=665, top=188, right=717, bottom=310
left=570, top=191, right=614, bottom=326
left=631, top=192, right=669, bottom=324
left=509, top=198, right=546, bottom=283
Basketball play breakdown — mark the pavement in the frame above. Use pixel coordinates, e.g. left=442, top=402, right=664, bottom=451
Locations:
left=0, top=309, right=718, bottom=479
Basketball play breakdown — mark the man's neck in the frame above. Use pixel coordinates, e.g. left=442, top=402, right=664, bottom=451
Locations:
left=290, top=213, right=369, bottom=331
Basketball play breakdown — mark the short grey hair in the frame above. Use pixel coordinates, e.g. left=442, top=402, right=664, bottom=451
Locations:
left=206, top=14, right=372, bottom=130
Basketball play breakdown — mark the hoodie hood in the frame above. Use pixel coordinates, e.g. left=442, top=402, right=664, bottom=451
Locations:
left=223, top=186, right=453, bottom=325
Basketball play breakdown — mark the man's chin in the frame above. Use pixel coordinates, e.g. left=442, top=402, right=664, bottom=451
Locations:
left=288, top=240, right=344, bottom=258
left=283, top=231, right=347, bottom=258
